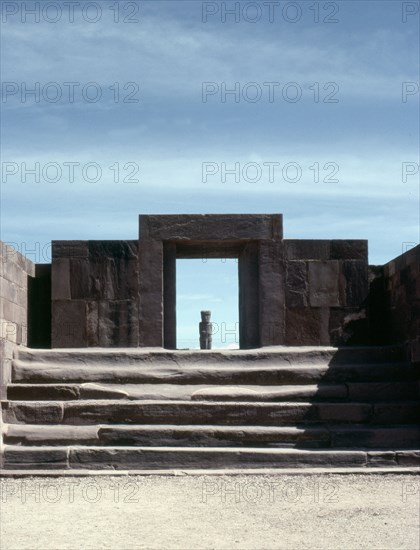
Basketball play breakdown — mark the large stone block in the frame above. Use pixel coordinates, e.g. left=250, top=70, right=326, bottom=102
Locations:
left=330, top=240, right=368, bottom=261
left=258, top=241, right=285, bottom=345
left=285, top=307, right=330, bottom=345
left=51, top=258, right=71, bottom=300
left=2, top=299, right=26, bottom=326
left=89, top=257, right=138, bottom=301
left=343, top=260, right=369, bottom=306
left=1, top=277, right=19, bottom=305
left=52, top=300, right=87, bottom=347
left=309, top=261, right=340, bottom=307
left=286, top=261, right=308, bottom=307
left=0, top=258, right=27, bottom=287
left=138, top=239, right=163, bottom=347
left=52, top=240, right=89, bottom=259
left=98, top=300, right=139, bottom=347
left=69, top=258, right=90, bottom=299
left=140, top=214, right=282, bottom=241
left=87, top=301, right=99, bottom=346
left=284, top=240, right=330, bottom=261
left=88, top=240, right=138, bottom=259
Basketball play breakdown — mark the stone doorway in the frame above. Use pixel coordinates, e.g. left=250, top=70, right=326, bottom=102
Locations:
left=176, top=258, right=239, bottom=350
left=138, top=214, right=284, bottom=350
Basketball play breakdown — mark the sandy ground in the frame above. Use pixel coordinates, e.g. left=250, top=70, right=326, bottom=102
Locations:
left=0, top=474, right=419, bottom=550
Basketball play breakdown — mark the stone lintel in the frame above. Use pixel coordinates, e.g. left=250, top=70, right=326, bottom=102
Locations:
left=139, top=214, right=283, bottom=241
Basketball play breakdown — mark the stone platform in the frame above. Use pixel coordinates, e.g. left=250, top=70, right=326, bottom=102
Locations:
left=1, top=346, right=419, bottom=471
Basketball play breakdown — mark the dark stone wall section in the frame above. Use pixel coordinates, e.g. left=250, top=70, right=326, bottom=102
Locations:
left=283, top=240, right=369, bottom=346
left=28, top=264, right=51, bottom=348
left=51, top=240, right=139, bottom=348
left=370, top=245, right=419, bottom=363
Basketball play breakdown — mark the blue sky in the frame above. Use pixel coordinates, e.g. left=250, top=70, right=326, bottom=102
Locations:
left=1, top=0, right=419, bottom=348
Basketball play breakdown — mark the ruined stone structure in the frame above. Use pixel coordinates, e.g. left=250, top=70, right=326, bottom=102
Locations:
left=0, top=214, right=419, bottom=470
left=49, top=214, right=371, bottom=349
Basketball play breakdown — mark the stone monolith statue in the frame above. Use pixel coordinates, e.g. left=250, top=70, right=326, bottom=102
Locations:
left=199, top=310, right=212, bottom=349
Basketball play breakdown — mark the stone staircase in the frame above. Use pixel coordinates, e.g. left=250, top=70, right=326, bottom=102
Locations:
left=1, top=346, right=419, bottom=471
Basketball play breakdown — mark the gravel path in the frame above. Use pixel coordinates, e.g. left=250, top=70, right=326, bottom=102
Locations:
left=1, top=474, right=419, bottom=549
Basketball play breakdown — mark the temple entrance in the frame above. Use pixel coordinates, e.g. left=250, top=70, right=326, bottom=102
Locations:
left=176, top=258, right=239, bottom=350
left=138, top=215, right=284, bottom=349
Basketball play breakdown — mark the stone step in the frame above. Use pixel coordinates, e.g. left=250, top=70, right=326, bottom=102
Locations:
left=3, top=424, right=330, bottom=448
left=12, top=361, right=417, bottom=385
left=3, top=445, right=419, bottom=470
left=4, top=424, right=419, bottom=449
left=6, top=381, right=418, bottom=402
left=14, top=345, right=406, bottom=367
left=3, top=400, right=420, bottom=426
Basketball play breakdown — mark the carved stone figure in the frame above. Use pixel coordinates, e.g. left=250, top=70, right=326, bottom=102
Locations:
left=199, top=310, right=212, bottom=349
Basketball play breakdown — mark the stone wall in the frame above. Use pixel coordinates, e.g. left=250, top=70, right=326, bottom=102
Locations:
left=0, top=241, right=35, bottom=398
left=380, top=245, right=419, bottom=363
left=51, top=240, right=139, bottom=347
left=283, top=240, right=369, bottom=345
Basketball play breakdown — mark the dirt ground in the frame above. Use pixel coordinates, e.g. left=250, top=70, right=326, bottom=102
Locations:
left=1, top=473, right=419, bottom=550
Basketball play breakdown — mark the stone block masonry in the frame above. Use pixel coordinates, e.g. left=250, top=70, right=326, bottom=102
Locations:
left=2, top=215, right=417, bottom=352
left=0, top=242, right=36, bottom=399
left=51, top=240, right=139, bottom=348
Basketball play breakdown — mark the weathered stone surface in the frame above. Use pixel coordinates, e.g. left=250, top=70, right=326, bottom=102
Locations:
left=309, top=261, right=340, bottom=307
left=258, top=241, right=285, bottom=345
left=51, top=300, right=87, bottom=347
left=284, top=240, right=330, bottom=261
left=4, top=425, right=99, bottom=446
left=51, top=258, right=70, bottom=300
left=7, top=384, right=80, bottom=401
left=140, top=214, right=282, bottom=241
left=2, top=401, right=63, bottom=424
left=68, top=447, right=367, bottom=469
left=98, top=300, right=139, bottom=347
left=89, top=240, right=138, bottom=259
left=396, top=450, right=420, bottom=466
left=330, top=240, right=368, bottom=261
left=367, top=451, right=397, bottom=466
left=4, top=447, right=68, bottom=469
left=69, top=258, right=90, bottom=299
left=190, top=384, right=347, bottom=402
left=343, top=260, right=369, bottom=306
left=286, top=308, right=330, bottom=345
left=61, top=401, right=315, bottom=426
left=286, top=261, right=308, bottom=307
left=52, top=240, right=88, bottom=259
left=86, top=301, right=99, bottom=346
left=96, top=425, right=331, bottom=447
left=138, top=239, right=163, bottom=347
left=329, top=307, right=369, bottom=346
